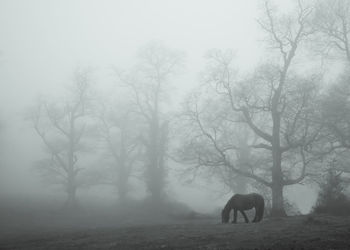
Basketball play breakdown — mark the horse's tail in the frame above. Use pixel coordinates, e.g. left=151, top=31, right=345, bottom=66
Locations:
left=256, top=196, right=265, bottom=222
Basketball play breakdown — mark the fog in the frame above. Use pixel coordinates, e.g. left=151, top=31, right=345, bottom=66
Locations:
left=2, top=0, right=344, bottom=235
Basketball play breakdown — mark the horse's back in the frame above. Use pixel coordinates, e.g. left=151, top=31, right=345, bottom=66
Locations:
left=251, top=193, right=264, bottom=204
left=231, top=193, right=254, bottom=210
left=232, top=193, right=264, bottom=210
left=250, top=193, right=263, bottom=200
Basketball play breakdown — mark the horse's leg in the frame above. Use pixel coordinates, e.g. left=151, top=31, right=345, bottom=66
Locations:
left=256, top=203, right=263, bottom=222
left=252, top=207, right=257, bottom=223
left=257, top=210, right=262, bottom=222
left=232, top=209, right=237, bottom=223
left=240, top=210, right=249, bottom=223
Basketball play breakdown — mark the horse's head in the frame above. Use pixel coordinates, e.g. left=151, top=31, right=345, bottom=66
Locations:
left=221, top=209, right=229, bottom=223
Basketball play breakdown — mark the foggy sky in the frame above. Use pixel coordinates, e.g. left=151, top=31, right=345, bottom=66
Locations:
left=0, top=0, right=315, bottom=213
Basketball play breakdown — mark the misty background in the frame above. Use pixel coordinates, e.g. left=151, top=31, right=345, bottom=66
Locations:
left=2, top=0, right=342, bottom=227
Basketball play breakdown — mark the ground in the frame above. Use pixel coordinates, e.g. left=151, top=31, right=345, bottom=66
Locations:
left=1, top=214, right=350, bottom=249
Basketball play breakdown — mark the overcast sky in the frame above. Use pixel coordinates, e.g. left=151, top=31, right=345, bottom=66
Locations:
left=0, top=0, right=316, bottom=213
left=0, top=0, right=263, bottom=112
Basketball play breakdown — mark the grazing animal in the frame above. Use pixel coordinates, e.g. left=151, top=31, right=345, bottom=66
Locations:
left=221, top=193, right=264, bottom=224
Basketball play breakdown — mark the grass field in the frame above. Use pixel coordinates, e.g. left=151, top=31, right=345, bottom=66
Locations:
left=1, top=214, right=350, bottom=249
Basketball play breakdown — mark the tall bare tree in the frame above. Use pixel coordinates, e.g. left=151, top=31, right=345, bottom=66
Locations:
left=314, top=0, right=350, bottom=181
left=30, top=69, right=93, bottom=210
left=96, top=101, right=140, bottom=202
left=118, top=42, right=184, bottom=202
left=179, top=1, right=321, bottom=216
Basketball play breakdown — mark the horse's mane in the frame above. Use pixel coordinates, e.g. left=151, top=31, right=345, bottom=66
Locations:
left=222, top=196, right=234, bottom=216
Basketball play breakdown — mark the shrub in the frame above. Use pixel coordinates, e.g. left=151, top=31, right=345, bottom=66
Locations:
left=313, top=169, right=350, bottom=216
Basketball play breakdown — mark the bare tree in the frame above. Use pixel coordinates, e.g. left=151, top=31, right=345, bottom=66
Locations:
left=179, top=1, right=322, bottom=216
left=312, top=0, right=350, bottom=191
left=314, top=0, right=350, bottom=152
left=30, top=69, right=93, bottom=210
left=314, top=0, right=350, bottom=62
left=95, top=101, right=140, bottom=202
left=118, top=42, right=184, bottom=203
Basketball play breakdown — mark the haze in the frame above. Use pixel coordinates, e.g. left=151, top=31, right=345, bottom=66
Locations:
left=0, top=0, right=331, bottom=231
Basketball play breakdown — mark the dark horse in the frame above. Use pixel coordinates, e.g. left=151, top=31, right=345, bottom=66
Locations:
left=221, top=193, right=264, bottom=223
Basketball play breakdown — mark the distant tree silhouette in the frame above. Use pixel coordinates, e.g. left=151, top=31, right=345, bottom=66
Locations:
left=29, top=68, right=94, bottom=211
left=94, top=100, right=141, bottom=202
left=117, top=42, right=184, bottom=203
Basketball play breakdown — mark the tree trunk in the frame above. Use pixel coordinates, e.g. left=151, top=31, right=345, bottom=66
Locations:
left=64, top=174, right=78, bottom=210
left=270, top=147, right=286, bottom=216
left=270, top=181, right=286, bottom=217
left=64, top=120, right=79, bottom=211
left=270, top=105, right=287, bottom=217
left=117, top=131, right=129, bottom=202
left=146, top=117, right=163, bottom=202
left=117, top=162, right=128, bottom=202
left=117, top=185, right=127, bottom=203
left=235, top=129, right=250, bottom=194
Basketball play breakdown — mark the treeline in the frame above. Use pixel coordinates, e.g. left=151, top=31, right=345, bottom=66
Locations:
left=28, top=0, right=350, bottom=216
